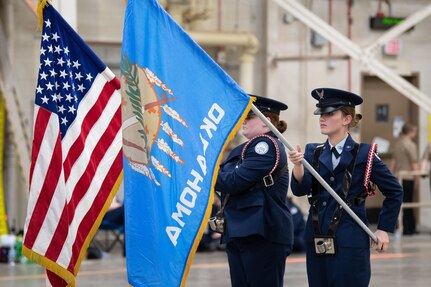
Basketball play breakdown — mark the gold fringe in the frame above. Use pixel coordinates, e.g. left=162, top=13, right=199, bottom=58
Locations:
left=37, top=0, right=50, bottom=31
left=22, top=245, right=76, bottom=286
left=179, top=96, right=253, bottom=287
left=22, top=171, right=124, bottom=287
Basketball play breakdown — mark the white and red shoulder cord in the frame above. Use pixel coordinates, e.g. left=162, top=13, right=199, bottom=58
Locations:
left=241, top=134, right=280, bottom=177
left=364, top=143, right=378, bottom=196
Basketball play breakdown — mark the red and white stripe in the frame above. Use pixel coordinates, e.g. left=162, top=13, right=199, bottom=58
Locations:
left=23, top=68, right=122, bottom=273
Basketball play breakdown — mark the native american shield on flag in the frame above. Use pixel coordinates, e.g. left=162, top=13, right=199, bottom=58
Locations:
left=22, top=3, right=122, bottom=286
left=121, top=0, right=252, bottom=286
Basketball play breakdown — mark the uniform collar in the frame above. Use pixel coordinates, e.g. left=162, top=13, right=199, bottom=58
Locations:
left=328, top=134, right=349, bottom=154
left=320, top=134, right=356, bottom=174
left=334, top=134, right=357, bottom=173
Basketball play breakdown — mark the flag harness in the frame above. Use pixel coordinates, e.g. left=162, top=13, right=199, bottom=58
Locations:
left=309, top=143, right=375, bottom=255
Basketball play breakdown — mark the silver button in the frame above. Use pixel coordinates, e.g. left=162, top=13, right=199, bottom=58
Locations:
left=330, top=177, right=335, bottom=181
left=322, top=201, right=327, bottom=206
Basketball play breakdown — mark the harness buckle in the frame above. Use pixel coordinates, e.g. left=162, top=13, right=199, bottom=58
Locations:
left=314, top=236, right=336, bottom=255
left=263, top=175, right=274, bottom=187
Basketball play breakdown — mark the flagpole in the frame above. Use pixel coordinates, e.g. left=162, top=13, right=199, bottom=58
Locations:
left=251, top=104, right=378, bottom=243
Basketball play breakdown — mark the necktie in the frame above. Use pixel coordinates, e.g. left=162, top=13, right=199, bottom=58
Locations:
left=331, top=147, right=341, bottom=159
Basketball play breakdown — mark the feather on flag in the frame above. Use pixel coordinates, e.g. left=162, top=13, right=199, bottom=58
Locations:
left=121, top=0, right=252, bottom=286
left=22, top=3, right=123, bottom=286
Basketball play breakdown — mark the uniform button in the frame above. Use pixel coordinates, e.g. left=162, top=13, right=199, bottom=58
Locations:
left=322, top=201, right=327, bottom=206
left=330, top=177, right=335, bottom=182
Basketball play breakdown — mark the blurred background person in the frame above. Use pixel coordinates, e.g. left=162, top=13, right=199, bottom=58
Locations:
left=389, top=123, right=419, bottom=235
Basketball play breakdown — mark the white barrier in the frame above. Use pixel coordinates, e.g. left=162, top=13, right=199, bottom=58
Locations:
left=397, top=170, right=430, bottom=236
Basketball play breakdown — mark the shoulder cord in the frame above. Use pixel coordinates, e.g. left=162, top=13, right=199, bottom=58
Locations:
left=219, top=134, right=284, bottom=210
left=241, top=134, right=282, bottom=187
left=364, top=143, right=378, bottom=196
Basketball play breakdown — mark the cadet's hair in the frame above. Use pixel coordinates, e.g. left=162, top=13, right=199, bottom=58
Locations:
left=401, top=123, right=417, bottom=135
left=263, top=112, right=287, bottom=133
left=340, top=106, right=362, bottom=129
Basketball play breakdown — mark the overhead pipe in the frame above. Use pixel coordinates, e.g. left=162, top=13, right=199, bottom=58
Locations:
left=180, top=0, right=258, bottom=92
left=85, top=31, right=259, bottom=92
left=188, top=31, right=259, bottom=52
left=188, top=30, right=259, bottom=92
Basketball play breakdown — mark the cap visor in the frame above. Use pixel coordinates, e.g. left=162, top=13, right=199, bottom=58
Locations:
left=313, top=106, right=342, bottom=115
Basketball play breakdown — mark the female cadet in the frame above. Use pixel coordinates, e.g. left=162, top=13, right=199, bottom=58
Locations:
left=288, top=88, right=403, bottom=287
left=215, top=95, right=294, bottom=287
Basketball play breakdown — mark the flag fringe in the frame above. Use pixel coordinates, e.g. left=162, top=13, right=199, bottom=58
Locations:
left=22, top=245, right=76, bottom=287
left=37, top=0, right=51, bottom=30
left=179, top=96, right=254, bottom=287
left=22, top=171, right=124, bottom=286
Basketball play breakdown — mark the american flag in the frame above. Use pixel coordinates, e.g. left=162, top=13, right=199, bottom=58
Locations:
left=22, top=4, right=122, bottom=286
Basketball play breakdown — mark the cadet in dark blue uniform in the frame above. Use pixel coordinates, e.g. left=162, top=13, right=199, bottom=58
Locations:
left=215, top=95, right=293, bottom=287
left=288, top=88, right=403, bottom=287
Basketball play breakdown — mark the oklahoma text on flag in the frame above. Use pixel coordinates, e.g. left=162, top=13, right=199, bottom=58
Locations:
left=23, top=3, right=122, bottom=286
left=121, top=0, right=252, bottom=286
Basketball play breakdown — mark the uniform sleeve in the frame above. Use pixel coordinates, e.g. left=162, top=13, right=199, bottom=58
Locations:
left=370, top=153, right=404, bottom=233
left=290, top=144, right=314, bottom=197
left=215, top=137, right=279, bottom=196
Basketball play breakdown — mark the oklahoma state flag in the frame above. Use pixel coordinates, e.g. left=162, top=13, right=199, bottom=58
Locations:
left=121, top=0, right=252, bottom=286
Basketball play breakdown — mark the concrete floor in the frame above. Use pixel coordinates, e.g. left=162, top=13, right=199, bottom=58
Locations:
left=1, top=233, right=431, bottom=287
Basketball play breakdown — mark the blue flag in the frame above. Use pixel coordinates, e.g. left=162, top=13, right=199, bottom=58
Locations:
left=121, top=0, right=252, bottom=286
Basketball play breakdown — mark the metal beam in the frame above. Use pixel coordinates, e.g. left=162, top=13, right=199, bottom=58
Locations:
left=273, top=0, right=431, bottom=113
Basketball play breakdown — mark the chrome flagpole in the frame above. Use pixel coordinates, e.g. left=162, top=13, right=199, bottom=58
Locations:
left=251, top=104, right=378, bottom=243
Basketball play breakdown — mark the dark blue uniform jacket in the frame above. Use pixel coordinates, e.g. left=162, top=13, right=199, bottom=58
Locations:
left=291, top=135, right=403, bottom=248
left=216, top=132, right=294, bottom=246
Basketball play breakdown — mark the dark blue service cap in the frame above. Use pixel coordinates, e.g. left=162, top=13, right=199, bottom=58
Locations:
left=311, top=88, right=363, bottom=115
left=249, top=94, right=288, bottom=115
